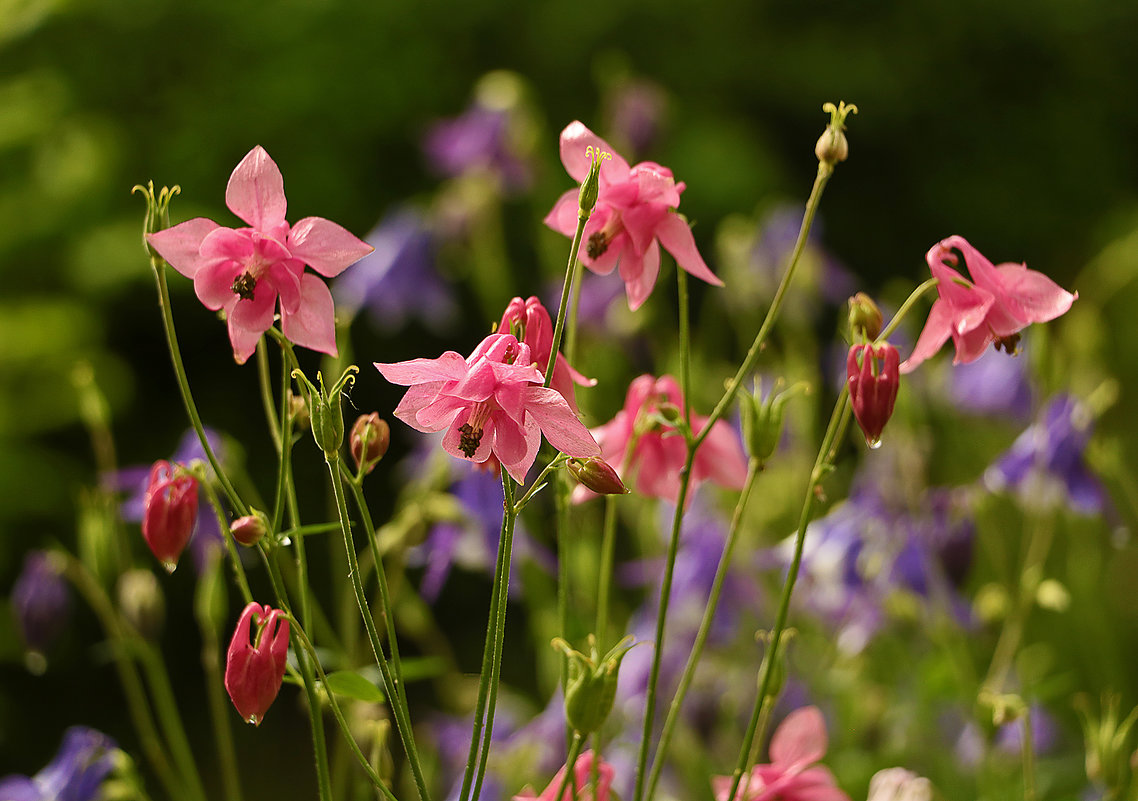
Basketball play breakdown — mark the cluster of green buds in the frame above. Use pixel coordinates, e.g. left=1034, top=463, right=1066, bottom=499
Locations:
left=1077, top=695, right=1138, bottom=796
left=552, top=634, right=638, bottom=735
left=292, top=366, right=359, bottom=459
left=740, top=379, right=809, bottom=467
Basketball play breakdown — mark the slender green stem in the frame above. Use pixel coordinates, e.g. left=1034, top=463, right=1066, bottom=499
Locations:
left=197, top=606, right=245, bottom=801
left=291, top=618, right=399, bottom=800
left=61, top=556, right=180, bottom=799
left=722, top=390, right=849, bottom=801
left=739, top=696, right=775, bottom=800
left=552, top=732, right=585, bottom=801
left=556, top=473, right=572, bottom=707
left=256, top=339, right=282, bottom=453
left=695, top=164, right=833, bottom=451
left=595, top=495, right=619, bottom=649
left=1022, top=703, right=1037, bottom=801
left=877, top=277, right=939, bottom=343
left=327, top=456, right=431, bottom=801
left=513, top=453, right=570, bottom=511
left=341, top=462, right=409, bottom=710
left=677, top=267, right=693, bottom=428
left=545, top=211, right=590, bottom=388
left=150, top=261, right=247, bottom=517
left=645, top=458, right=763, bottom=800
left=136, top=643, right=209, bottom=801
left=458, top=476, right=518, bottom=801
left=195, top=469, right=254, bottom=605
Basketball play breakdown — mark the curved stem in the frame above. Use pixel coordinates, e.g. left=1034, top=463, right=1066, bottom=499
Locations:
left=722, top=389, right=849, bottom=801
left=877, top=276, right=939, bottom=343
left=195, top=469, right=253, bottom=606
left=645, top=458, right=762, bottom=800
left=594, top=495, right=619, bottom=649
left=545, top=211, right=590, bottom=388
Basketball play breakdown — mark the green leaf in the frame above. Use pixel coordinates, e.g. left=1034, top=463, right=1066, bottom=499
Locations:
left=321, top=671, right=385, bottom=704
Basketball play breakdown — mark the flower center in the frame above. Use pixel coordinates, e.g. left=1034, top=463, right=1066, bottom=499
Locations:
left=231, top=272, right=257, bottom=300
left=458, top=403, right=493, bottom=457
left=586, top=214, right=623, bottom=259
left=994, top=332, right=1021, bottom=355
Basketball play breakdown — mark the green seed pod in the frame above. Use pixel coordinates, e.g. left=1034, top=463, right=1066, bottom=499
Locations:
left=553, top=635, right=638, bottom=735
left=293, top=367, right=359, bottom=459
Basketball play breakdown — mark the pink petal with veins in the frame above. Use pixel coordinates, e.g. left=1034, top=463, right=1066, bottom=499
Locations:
left=287, top=216, right=374, bottom=278
left=226, top=146, right=287, bottom=231
left=147, top=218, right=221, bottom=278
left=279, top=274, right=337, bottom=357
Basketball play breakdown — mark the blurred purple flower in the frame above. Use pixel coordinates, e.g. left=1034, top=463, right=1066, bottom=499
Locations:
left=333, top=208, right=456, bottom=333
left=0, top=726, right=117, bottom=801
left=11, top=551, right=71, bottom=656
left=948, top=346, right=1033, bottom=419
left=603, top=79, right=668, bottom=160
left=106, top=428, right=225, bottom=573
left=985, top=394, right=1105, bottom=514
left=996, top=703, right=1060, bottom=755
left=751, top=206, right=855, bottom=309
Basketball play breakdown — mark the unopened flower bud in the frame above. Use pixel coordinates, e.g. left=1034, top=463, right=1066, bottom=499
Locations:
left=12, top=551, right=71, bottom=664
left=141, top=460, right=199, bottom=573
left=848, top=292, right=883, bottom=340
left=117, top=569, right=165, bottom=639
left=225, top=602, right=290, bottom=726
left=757, top=628, right=795, bottom=702
left=230, top=512, right=268, bottom=547
left=815, top=101, right=857, bottom=166
left=350, top=413, right=391, bottom=475
left=867, top=768, right=933, bottom=801
left=553, top=635, right=637, bottom=735
left=568, top=457, right=628, bottom=496
left=847, top=343, right=901, bottom=448
left=289, top=390, right=309, bottom=430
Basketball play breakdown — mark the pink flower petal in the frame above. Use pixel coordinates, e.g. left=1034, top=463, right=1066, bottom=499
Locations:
left=622, top=239, right=660, bottom=311
left=522, top=386, right=601, bottom=459
left=490, top=410, right=529, bottom=471
left=267, top=262, right=303, bottom=314
left=147, top=218, right=221, bottom=278
left=656, top=212, right=723, bottom=287
left=631, top=162, right=681, bottom=207
left=442, top=408, right=494, bottom=464
left=769, top=706, right=828, bottom=769
left=694, top=418, right=748, bottom=490
left=543, top=189, right=581, bottom=237
left=900, top=300, right=952, bottom=374
left=414, top=394, right=468, bottom=432
left=375, top=352, right=468, bottom=385
left=226, top=146, right=287, bottom=231
left=559, top=121, right=630, bottom=184
left=622, top=202, right=669, bottom=256
left=200, top=226, right=255, bottom=262
left=989, top=263, right=1077, bottom=324
left=194, top=259, right=244, bottom=311
left=227, top=286, right=275, bottom=365
left=280, top=273, right=338, bottom=358
left=287, top=216, right=374, bottom=278
left=587, top=229, right=626, bottom=277
left=390, top=381, right=446, bottom=429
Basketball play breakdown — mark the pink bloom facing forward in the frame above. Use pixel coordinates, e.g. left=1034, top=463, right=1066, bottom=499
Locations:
left=375, top=333, right=601, bottom=483
left=513, top=750, right=614, bottom=801
left=498, top=295, right=595, bottom=412
left=147, top=146, right=373, bottom=364
left=544, top=121, right=722, bottom=311
left=901, top=236, right=1076, bottom=374
left=225, top=602, right=289, bottom=726
left=712, top=706, right=850, bottom=801
left=584, top=374, right=747, bottom=505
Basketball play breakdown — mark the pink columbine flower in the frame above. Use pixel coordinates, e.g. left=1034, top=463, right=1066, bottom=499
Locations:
left=498, top=295, right=595, bottom=412
left=141, top=460, right=198, bottom=573
left=375, top=333, right=601, bottom=483
left=544, top=121, right=723, bottom=311
left=513, top=750, right=614, bottom=801
left=712, top=706, right=850, bottom=801
left=225, top=602, right=289, bottom=726
left=147, top=146, right=373, bottom=364
left=900, top=235, right=1077, bottom=374
left=581, top=374, right=747, bottom=505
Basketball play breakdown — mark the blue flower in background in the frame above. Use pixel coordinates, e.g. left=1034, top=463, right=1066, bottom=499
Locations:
left=985, top=394, right=1105, bottom=514
left=11, top=551, right=71, bottom=661
left=333, top=207, right=456, bottom=334
left=0, top=727, right=117, bottom=801
left=106, top=428, right=225, bottom=573
left=948, top=347, right=1034, bottom=419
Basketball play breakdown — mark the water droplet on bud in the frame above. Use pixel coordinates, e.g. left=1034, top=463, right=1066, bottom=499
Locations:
left=162, top=561, right=178, bottom=574
left=868, top=438, right=882, bottom=450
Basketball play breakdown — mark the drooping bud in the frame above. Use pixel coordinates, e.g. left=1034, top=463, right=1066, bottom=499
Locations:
left=847, top=343, right=901, bottom=448
left=141, top=460, right=199, bottom=572
left=740, top=379, right=809, bottom=465
left=117, top=569, right=165, bottom=639
left=230, top=512, right=269, bottom=547
left=848, top=292, right=883, bottom=340
left=225, top=602, right=290, bottom=726
left=815, top=101, right=858, bottom=167
left=567, top=457, right=629, bottom=496
left=350, top=413, right=391, bottom=475
left=293, top=366, right=358, bottom=459
left=11, top=551, right=71, bottom=669
left=552, top=635, right=637, bottom=735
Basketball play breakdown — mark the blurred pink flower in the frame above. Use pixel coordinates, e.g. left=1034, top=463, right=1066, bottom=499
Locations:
left=581, top=374, right=746, bottom=505
left=375, top=333, right=600, bottom=483
left=498, top=295, right=595, bottom=412
left=712, top=706, right=850, bottom=801
left=513, top=750, right=613, bottom=801
left=147, top=146, right=373, bottom=364
left=901, top=236, right=1076, bottom=373
left=544, top=121, right=722, bottom=311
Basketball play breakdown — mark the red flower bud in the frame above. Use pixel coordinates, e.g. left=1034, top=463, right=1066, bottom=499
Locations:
left=141, top=460, right=198, bottom=573
left=349, top=413, right=390, bottom=475
left=230, top=514, right=267, bottom=547
left=567, top=457, right=629, bottom=496
left=847, top=343, right=900, bottom=448
left=225, top=602, right=289, bottom=726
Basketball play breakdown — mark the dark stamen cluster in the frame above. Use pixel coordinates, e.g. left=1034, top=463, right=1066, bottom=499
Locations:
left=587, top=232, right=609, bottom=260
left=458, top=423, right=483, bottom=457
left=231, top=272, right=257, bottom=301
